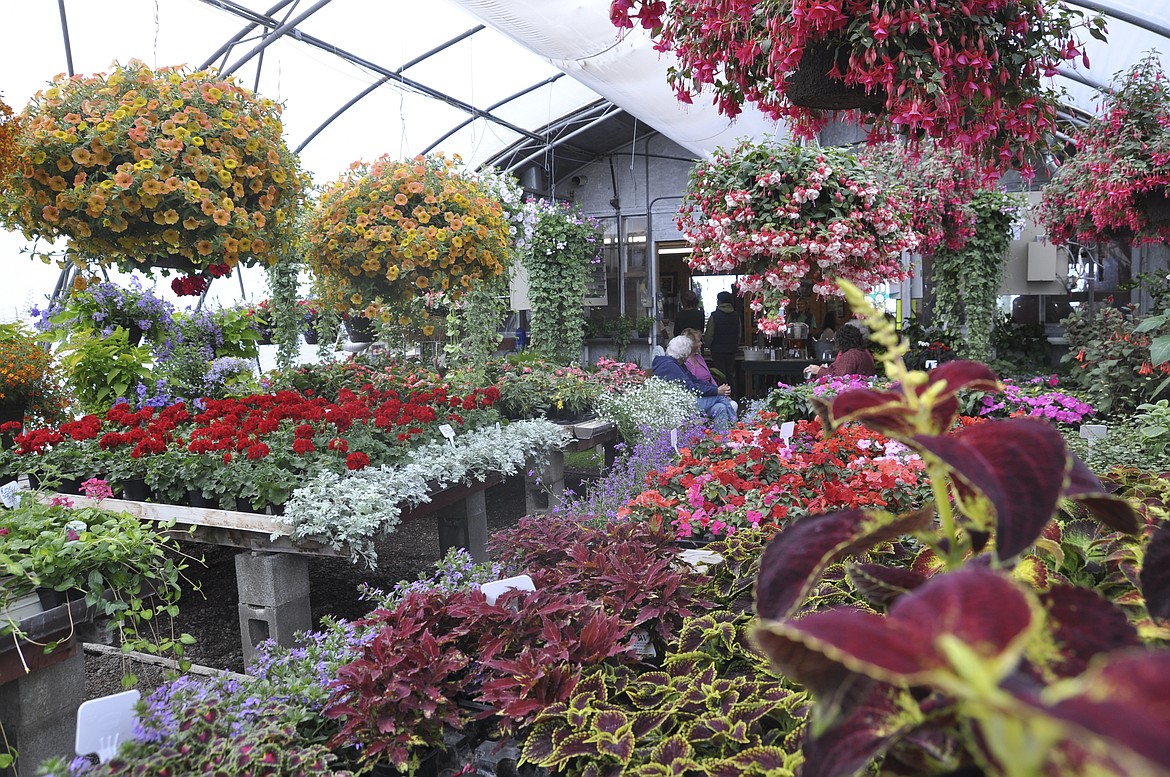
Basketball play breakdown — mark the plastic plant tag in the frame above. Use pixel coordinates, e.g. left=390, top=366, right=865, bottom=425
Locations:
left=780, top=421, right=796, bottom=444
left=0, top=480, right=21, bottom=509
left=438, top=424, right=457, bottom=446
left=670, top=428, right=679, bottom=453
left=631, top=629, right=657, bottom=658
left=925, top=359, right=939, bottom=370
left=480, top=574, right=535, bottom=606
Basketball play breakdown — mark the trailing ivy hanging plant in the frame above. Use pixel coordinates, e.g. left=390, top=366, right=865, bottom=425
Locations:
left=523, top=199, right=602, bottom=363
left=931, top=189, right=1024, bottom=363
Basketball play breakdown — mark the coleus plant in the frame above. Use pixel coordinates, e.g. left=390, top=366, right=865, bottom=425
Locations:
left=522, top=611, right=808, bottom=777
left=749, top=280, right=1170, bottom=776
left=610, top=0, right=1104, bottom=175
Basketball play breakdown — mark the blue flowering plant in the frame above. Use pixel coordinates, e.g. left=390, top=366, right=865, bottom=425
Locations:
left=36, top=276, right=175, bottom=345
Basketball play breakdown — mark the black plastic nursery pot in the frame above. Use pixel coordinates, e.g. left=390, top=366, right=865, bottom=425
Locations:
left=120, top=478, right=151, bottom=502
left=784, top=40, right=887, bottom=112
left=344, top=315, right=376, bottom=343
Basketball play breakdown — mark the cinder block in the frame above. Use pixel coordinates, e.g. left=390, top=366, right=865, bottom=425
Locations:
left=234, top=552, right=310, bottom=607
left=436, top=491, right=488, bottom=563
left=238, top=596, right=312, bottom=667
left=524, top=452, right=565, bottom=515
left=0, top=650, right=84, bottom=773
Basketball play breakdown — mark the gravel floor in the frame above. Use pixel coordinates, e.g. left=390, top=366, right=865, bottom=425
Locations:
left=83, top=473, right=583, bottom=700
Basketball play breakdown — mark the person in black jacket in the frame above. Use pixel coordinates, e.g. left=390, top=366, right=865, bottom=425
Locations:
left=673, top=289, right=705, bottom=338
left=703, top=291, right=741, bottom=397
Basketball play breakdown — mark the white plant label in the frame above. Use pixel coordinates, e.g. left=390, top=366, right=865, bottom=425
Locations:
left=670, top=428, right=679, bottom=453
left=438, top=424, right=457, bottom=445
left=779, top=421, right=796, bottom=444
left=0, top=480, right=21, bottom=509
left=631, top=630, right=657, bottom=658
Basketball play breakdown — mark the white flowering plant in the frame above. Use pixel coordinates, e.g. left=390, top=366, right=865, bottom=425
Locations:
left=277, top=420, right=570, bottom=566
left=596, top=377, right=702, bottom=445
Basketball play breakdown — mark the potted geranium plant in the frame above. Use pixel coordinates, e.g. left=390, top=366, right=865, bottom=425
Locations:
left=1040, top=54, right=1170, bottom=247
left=610, top=0, right=1105, bottom=173
left=305, top=154, right=511, bottom=333
left=679, top=138, right=917, bottom=335
left=1, top=60, right=306, bottom=276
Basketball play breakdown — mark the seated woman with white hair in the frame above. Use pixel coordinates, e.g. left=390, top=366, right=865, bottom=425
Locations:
left=651, top=335, right=737, bottom=430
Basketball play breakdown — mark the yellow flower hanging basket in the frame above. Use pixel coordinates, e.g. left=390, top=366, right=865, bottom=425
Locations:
left=305, top=153, right=510, bottom=327
left=1, top=60, right=306, bottom=274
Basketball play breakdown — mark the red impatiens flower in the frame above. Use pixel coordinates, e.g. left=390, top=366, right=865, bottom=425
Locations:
left=346, top=451, right=371, bottom=471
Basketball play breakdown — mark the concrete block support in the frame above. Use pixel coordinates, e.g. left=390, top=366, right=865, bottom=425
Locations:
left=435, top=490, right=488, bottom=563
left=0, top=649, right=84, bottom=775
left=234, top=552, right=312, bottom=667
left=524, top=451, right=565, bottom=515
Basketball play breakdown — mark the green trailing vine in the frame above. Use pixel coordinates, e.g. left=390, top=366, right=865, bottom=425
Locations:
left=444, top=275, right=507, bottom=367
left=931, top=189, right=1024, bottom=362
left=265, top=256, right=301, bottom=372
left=524, top=200, right=603, bottom=364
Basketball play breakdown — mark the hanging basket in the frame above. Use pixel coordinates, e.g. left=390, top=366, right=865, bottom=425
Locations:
left=785, top=41, right=887, bottom=112
left=344, top=316, right=376, bottom=343
left=1139, top=189, right=1170, bottom=226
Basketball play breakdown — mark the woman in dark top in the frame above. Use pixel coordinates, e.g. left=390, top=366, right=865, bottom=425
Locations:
left=673, top=289, right=706, bottom=338
left=804, top=324, right=876, bottom=379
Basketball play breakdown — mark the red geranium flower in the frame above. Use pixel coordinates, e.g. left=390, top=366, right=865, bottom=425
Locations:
left=346, top=451, right=371, bottom=471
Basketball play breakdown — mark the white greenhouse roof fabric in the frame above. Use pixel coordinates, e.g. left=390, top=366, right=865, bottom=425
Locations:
left=3, top=0, right=1170, bottom=317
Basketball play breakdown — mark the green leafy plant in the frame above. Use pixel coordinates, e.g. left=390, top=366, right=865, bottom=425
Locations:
left=524, top=199, right=602, bottom=363
left=57, top=329, right=152, bottom=413
left=1061, top=302, right=1170, bottom=417
left=931, top=189, right=1025, bottom=363
left=0, top=492, right=195, bottom=672
left=1135, top=399, right=1170, bottom=461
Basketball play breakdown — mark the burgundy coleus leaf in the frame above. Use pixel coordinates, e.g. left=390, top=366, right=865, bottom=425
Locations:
left=830, top=361, right=1000, bottom=438
left=755, top=508, right=934, bottom=621
left=800, top=683, right=909, bottom=777
left=1141, top=521, right=1170, bottom=621
left=1065, top=455, right=1142, bottom=535
left=912, top=418, right=1069, bottom=561
left=1032, top=651, right=1170, bottom=772
left=847, top=563, right=928, bottom=609
left=753, top=567, right=1035, bottom=689
left=1036, top=585, right=1139, bottom=679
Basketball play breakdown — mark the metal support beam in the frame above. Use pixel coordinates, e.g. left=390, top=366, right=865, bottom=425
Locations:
left=199, top=0, right=299, bottom=71
left=501, top=104, right=619, bottom=172
left=221, top=0, right=335, bottom=76
left=298, top=25, right=485, bottom=153
left=1065, top=0, right=1170, bottom=42
left=420, top=73, right=566, bottom=157
left=196, top=0, right=553, bottom=146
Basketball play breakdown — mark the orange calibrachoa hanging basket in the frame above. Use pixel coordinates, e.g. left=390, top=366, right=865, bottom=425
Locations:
left=305, top=154, right=510, bottom=328
left=1, top=60, right=306, bottom=274
left=0, top=96, right=20, bottom=194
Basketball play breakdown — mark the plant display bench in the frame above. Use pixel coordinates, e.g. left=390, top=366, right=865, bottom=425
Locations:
left=525, top=420, right=619, bottom=514
left=50, top=477, right=499, bottom=667
left=1, top=598, right=95, bottom=775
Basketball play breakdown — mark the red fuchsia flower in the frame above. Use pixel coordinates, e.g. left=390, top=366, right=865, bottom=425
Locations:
left=346, top=451, right=371, bottom=471
left=610, top=0, right=1098, bottom=174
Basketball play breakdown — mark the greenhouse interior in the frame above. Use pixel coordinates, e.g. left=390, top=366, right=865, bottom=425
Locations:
left=3, top=0, right=1170, bottom=775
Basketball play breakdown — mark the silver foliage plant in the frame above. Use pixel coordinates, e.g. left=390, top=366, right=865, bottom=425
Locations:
left=277, top=420, right=571, bottom=566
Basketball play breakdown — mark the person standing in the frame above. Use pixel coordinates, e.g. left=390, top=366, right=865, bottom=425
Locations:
left=704, top=291, right=741, bottom=396
left=673, top=289, right=705, bottom=338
